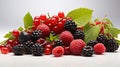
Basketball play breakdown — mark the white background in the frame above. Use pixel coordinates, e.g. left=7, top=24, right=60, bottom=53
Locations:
left=0, top=0, right=120, bottom=67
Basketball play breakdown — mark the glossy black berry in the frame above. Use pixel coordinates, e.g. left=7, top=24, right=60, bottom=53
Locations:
left=87, top=40, right=98, bottom=47
left=54, top=39, right=63, bottom=47
left=13, top=44, right=25, bottom=55
left=31, top=30, right=43, bottom=42
left=82, top=46, right=94, bottom=57
left=18, top=32, right=31, bottom=44
left=96, top=34, right=108, bottom=46
left=73, top=30, right=85, bottom=40
left=64, top=20, right=77, bottom=33
left=24, top=41, right=34, bottom=54
left=32, top=43, right=44, bottom=56
left=106, top=38, right=119, bottom=52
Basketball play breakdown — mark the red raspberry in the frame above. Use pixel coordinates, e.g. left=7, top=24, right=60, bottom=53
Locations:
left=37, top=24, right=50, bottom=37
left=94, top=43, right=106, bottom=54
left=52, top=46, right=64, bottom=57
left=60, top=31, right=74, bottom=46
left=70, top=39, right=86, bottom=55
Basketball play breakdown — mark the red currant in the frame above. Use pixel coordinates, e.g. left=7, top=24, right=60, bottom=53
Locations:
left=7, top=40, right=13, bottom=45
left=61, top=18, right=67, bottom=24
left=0, top=45, right=5, bottom=50
left=52, top=15, right=59, bottom=21
left=34, top=16, right=40, bottom=20
left=52, top=26, right=59, bottom=34
left=45, top=44, right=52, bottom=50
left=64, top=46, right=71, bottom=55
left=40, top=14, right=47, bottom=20
left=100, top=26, right=104, bottom=34
left=44, top=48, right=51, bottom=55
left=13, top=40, right=19, bottom=47
left=33, top=19, right=40, bottom=27
left=95, top=21, right=102, bottom=25
left=49, top=17, right=57, bottom=26
left=12, top=29, right=20, bottom=37
left=36, top=38, right=45, bottom=44
left=1, top=47, right=9, bottom=54
left=5, top=44, right=12, bottom=52
left=58, top=11, right=65, bottom=18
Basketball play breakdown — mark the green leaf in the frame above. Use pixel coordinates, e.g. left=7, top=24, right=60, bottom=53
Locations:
left=116, top=40, right=120, bottom=45
left=0, top=40, right=7, bottom=45
left=67, top=8, right=93, bottom=27
left=50, top=33, right=54, bottom=41
left=18, top=27, right=24, bottom=32
left=85, top=25, right=100, bottom=43
left=83, top=23, right=93, bottom=33
left=23, top=12, right=33, bottom=30
left=103, top=18, right=113, bottom=26
left=4, top=32, right=12, bottom=38
left=108, top=27, right=120, bottom=38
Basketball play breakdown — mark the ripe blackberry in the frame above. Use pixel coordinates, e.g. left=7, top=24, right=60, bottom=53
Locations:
left=106, top=38, right=119, bottom=52
left=24, top=41, right=34, bottom=54
left=54, top=39, right=63, bottom=47
left=32, top=43, right=44, bottom=56
left=87, top=40, right=98, bottom=47
left=96, top=34, right=108, bottom=46
left=82, top=46, right=94, bottom=57
left=64, top=20, right=77, bottom=33
left=73, top=30, right=85, bottom=40
left=31, top=30, right=43, bottom=42
left=13, top=44, right=25, bottom=55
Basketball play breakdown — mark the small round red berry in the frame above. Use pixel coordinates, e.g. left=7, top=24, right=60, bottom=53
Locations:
left=36, top=38, right=45, bottom=44
left=44, top=48, right=51, bottom=55
left=0, top=45, right=5, bottom=50
left=50, top=17, right=57, bottom=26
left=40, top=14, right=47, bottom=20
left=5, top=44, right=13, bottom=52
left=95, top=21, right=102, bottom=25
left=45, top=44, right=52, bottom=50
left=61, top=18, right=67, bottom=24
left=12, top=29, right=20, bottom=37
left=1, top=47, right=9, bottom=54
left=52, top=15, right=59, bottom=21
left=33, top=19, right=40, bottom=27
left=13, top=40, right=19, bottom=47
left=58, top=11, right=65, bottom=18
left=34, top=16, right=40, bottom=20
left=7, top=40, right=13, bottom=45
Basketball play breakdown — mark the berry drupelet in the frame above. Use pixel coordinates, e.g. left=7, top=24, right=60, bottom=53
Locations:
left=32, top=43, right=44, bottom=56
left=13, top=44, right=25, bottom=55
left=73, top=30, right=85, bottom=40
left=24, top=41, right=34, bottom=54
left=64, top=20, right=77, bottom=33
left=82, top=46, right=94, bottom=57
left=87, top=40, right=98, bottom=47
left=31, top=30, right=43, bottom=42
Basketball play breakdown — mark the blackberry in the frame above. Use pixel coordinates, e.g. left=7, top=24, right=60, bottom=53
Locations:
left=18, top=32, right=31, bottom=43
left=24, top=41, right=34, bottom=54
left=54, top=39, right=63, bottom=47
left=82, top=46, right=94, bottom=57
left=32, top=43, right=44, bottom=56
left=13, top=44, right=25, bottom=55
left=31, top=30, right=43, bottom=42
left=96, top=34, right=108, bottom=46
left=73, top=30, right=85, bottom=40
left=106, top=38, right=119, bottom=52
left=64, top=20, right=77, bottom=33
left=87, top=40, right=98, bottom=47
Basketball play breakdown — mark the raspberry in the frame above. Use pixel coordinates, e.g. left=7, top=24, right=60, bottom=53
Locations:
left=87, top=40, right=98, bottom=47
left=24, top=41, right=34, bottom=54
left=73, top=30, right=85, bottom=40
left=13, top=44, right=25, bottom=55
left=82, top=46, right=94, bottom=57
left=106, top=38, right=119, bottom=52
left=94, top=43, right=106, bottom=54
left=32, top=43, right=44, bottom=56
left=31, top=30, right=43, bottom=42
left=37, top=24, right=50, bottom=37
left=64, top=20, right=77, bottom=33
left=52, top=46, right=64, bottom=57
left=54, top=39, right=63, bottom=47
left=70, top=39, right=86, bottom=55
left=60, top=31, right=74, bottom=46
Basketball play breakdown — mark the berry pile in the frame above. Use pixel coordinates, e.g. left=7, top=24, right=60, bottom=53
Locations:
left=0, top=8, right=120, bottom=57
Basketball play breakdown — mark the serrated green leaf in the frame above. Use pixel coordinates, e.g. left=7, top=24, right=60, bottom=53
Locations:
left=23, top=12, right=33, bottom=30
left=85, top=25, right=100, bottom=43
left=83, top=23, right=93, bottom=33
left=4, top=32, right=12, bottom=38
left=50, top=33, right=54, bottom=41
left=18, top=27, right=24, bottom=32
left=103, top=18, right=113, bottom=26
left=108, top=27, right=120, bottom=37
left=0, top=40, right=7, bottom=45
left=67, top=8, right=93, bottom=27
